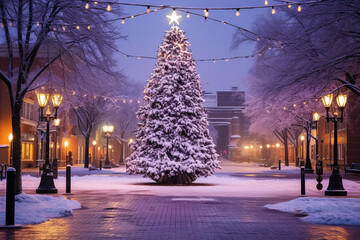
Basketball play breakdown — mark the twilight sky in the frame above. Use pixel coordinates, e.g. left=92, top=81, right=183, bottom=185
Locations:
left=115, top=0, right=267, bottom=93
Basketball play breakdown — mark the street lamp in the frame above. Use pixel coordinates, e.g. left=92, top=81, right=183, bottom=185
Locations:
left=322, top=93, right=347, bottom=196
left=53, top=118, right=60, bottom=160
left=36, top=89, right=63, bottom=194
left=64, top=140, right=69, bottom=158
left=92, top=140, right=97, bottom=166
left=303, top=112, right=320, bottom=174
left=103, top=124, right=114, bottom=168
left=8, top=133, right=13, bottom=165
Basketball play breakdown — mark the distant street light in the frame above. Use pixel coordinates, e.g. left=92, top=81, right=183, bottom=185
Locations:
left=8, top=133, right=13, bottom=165
left=322, top=93, right=347, bottom=196
left=64, top=140, right=69, bottom=162
left=36, top=89, right=63, bottom=194
left=103, top=125, right=114, bottom=168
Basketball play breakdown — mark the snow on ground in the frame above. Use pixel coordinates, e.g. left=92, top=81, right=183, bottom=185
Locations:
left=265, top=197, right=360, bottom=225
left=0, top=162, right=359, bottom=226
left=0, top=193, right=81, bottom=225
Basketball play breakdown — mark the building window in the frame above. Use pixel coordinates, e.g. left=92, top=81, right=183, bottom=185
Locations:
left=21, top=142, right=33, bottom=160
left=21, top=102, right=36, bottom=121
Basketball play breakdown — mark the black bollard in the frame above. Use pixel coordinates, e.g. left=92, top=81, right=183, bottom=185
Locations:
left=301, top=166, right=305, bottom=196
left=66, top=165, right=71, bottom=194
left=278, top=160, right=281, bottom=170
left=99, top=160, right=102, bottom=171
left=6, top=167, right=16, bottom=225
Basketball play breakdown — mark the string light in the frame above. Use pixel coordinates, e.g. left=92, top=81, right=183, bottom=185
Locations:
left=85, top=2, right=89, bottom=9
left=272, top=6, right=275, bottom=15
left=107, top=4, right=111, bottom=11
left=62, top=26, right=66, bottom=31
left=87, top=25, right=91, bottom=30
left=187, top=12, right=190, bottom=18
left=121, top=18, right=125, bottom=24
left=213, top=59, right=215, bottom=63
left=76, top=25, right=80, bottom=30
left=297, top=4, right=302, bottom=12
left=147, top=6, right=150, bottom=13
left=287, top=2, right=292, bottom=8
left=94, top=1, right=98, bottom=4
left=264, top=0, right=269, bottom=6
left=236, top=9, right=240, bottom=16
left=204, top=8, right=209, bottom=17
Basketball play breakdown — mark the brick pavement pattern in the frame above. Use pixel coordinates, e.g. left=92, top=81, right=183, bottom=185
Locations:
left=1, top=190, right=360, bottom=240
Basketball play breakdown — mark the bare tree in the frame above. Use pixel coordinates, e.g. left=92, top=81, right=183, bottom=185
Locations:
left=0, top=0, right=124, bottom=194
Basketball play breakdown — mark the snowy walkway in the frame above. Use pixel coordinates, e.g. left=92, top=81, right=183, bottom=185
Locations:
left=0, top=160, right=359, bottom=239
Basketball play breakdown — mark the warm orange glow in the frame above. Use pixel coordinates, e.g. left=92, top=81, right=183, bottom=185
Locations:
left=250, top=145, right=253, bottom=149
left=109, top=145, right=112, bottom=149
left=336, top=94, right=347, bottom=108
left=8, top=133, right=13, bottom=142
left=103, top=125, right=114, bottom=133
left=54, top=118, right=60, bottom=126
left=322, top=93, right=333, bottom=108
left=64, top=140, right=69, bottom=147
left=264, top=0, right=268, bottom=6
left=313, top=112, right=320, bottom=122
left=37, top=93, right=50, bottom=108
left=129, top=138, right=134, bottom=143
left=51, top=93, right=63, bottom=108
left=276, top=143, right=280, bottom=148
left=260, top=145, right=263, bottom=149
left=85, top=3, right=89, bottom=9
left=272, top=7, right=275, bottom=15
left=300, top=136, right=305, bottom=141
left=266, top=144, right=270, bottom=148
left=107, top=4, right=111, bottom=11
left=297, top=4, right=302, bottom=12
left=236, top=9, right=240, bottom=16
left=92, top=140, right=97, bottom=146
left=244, top=146, right=249, bottom=150
left=46, top=105, right=51, bottom=116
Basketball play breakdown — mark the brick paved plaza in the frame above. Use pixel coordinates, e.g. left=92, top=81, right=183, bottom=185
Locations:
left=1, top=162, right=360, bottom=240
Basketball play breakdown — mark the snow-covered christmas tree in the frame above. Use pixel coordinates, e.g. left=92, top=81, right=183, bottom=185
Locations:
left=126, top=14, right=220, bottom=184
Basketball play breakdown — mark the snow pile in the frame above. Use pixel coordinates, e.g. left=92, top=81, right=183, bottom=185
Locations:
left=265, top=197, right=360, bottom=225
left=0, top=193, right=81, bottom=225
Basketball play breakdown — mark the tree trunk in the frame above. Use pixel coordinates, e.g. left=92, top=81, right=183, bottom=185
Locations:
left=284, top=130, right=289, bottom=166
left=84, top=135, right=89, bottom=168
left=12, top=99, right=23, bottom=195
left=156, top=172, right=196, bottom=185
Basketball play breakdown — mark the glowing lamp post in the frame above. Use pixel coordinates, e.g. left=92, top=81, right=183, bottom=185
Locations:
left=103, top=125, right=114, bottom=169
left=92, top=140, right=97, bottom=164
left=36, top=90, right=63, bottom=194
left=8, top=133, right=13, bottom=165
left=322, top=93, right=347, bottom=196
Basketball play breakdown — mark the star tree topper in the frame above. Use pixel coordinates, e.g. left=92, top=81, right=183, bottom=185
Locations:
left=167, top=10, right=182, bottom=25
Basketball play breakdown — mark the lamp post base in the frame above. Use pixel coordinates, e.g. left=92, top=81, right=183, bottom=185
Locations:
left=36, top=169, right=58, bottom=194
left=324, top=173, right=347, bottom=196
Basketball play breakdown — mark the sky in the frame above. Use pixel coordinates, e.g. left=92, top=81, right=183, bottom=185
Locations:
left=115, top=0, right=267, bottom=93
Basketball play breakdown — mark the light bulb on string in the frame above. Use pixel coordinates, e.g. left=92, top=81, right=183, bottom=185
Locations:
left=85, top=2, right=89, bottom=9
left=272, top=6, right=275, bottom=15
left=87, top=25, right=91, bottom=30
left=236, top=9, right=240, bottom=16
left=297, top=4, right=302, bottom=12
left=121, top=18, right=125, bottom=24
left=36, top=22, right=39, bottom=26
left=62, top=26, right=66, bottom=31
left=187, top=12, right=190, bottom=18
left=204, top=8, right=209, bottom=17
left=94, top=1, right=98, bottom=4
left=107, top=4, right=111, bottom=12
left=287, top=2, right=291, bottom=8
left=213, top=59, right=215, bottom=63
left=131, top=15, right=134, bottom=18
left=264, top=0, right=268, bottom=6
left=76, top=25, right=80, bottom=30
left=147, top=6, right=150, bottom=13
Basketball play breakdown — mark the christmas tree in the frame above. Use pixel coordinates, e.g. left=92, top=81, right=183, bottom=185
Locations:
left=126, top=21, right=220, bottom=184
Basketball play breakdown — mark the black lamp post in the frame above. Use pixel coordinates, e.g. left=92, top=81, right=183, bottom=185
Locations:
left=36, top=90, right=63, bottom=194
left=322, top=93, right=347, bottom=196
left=304, top=113, right=320, bottom=173
left=103, top=125, right=114, bottom=169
